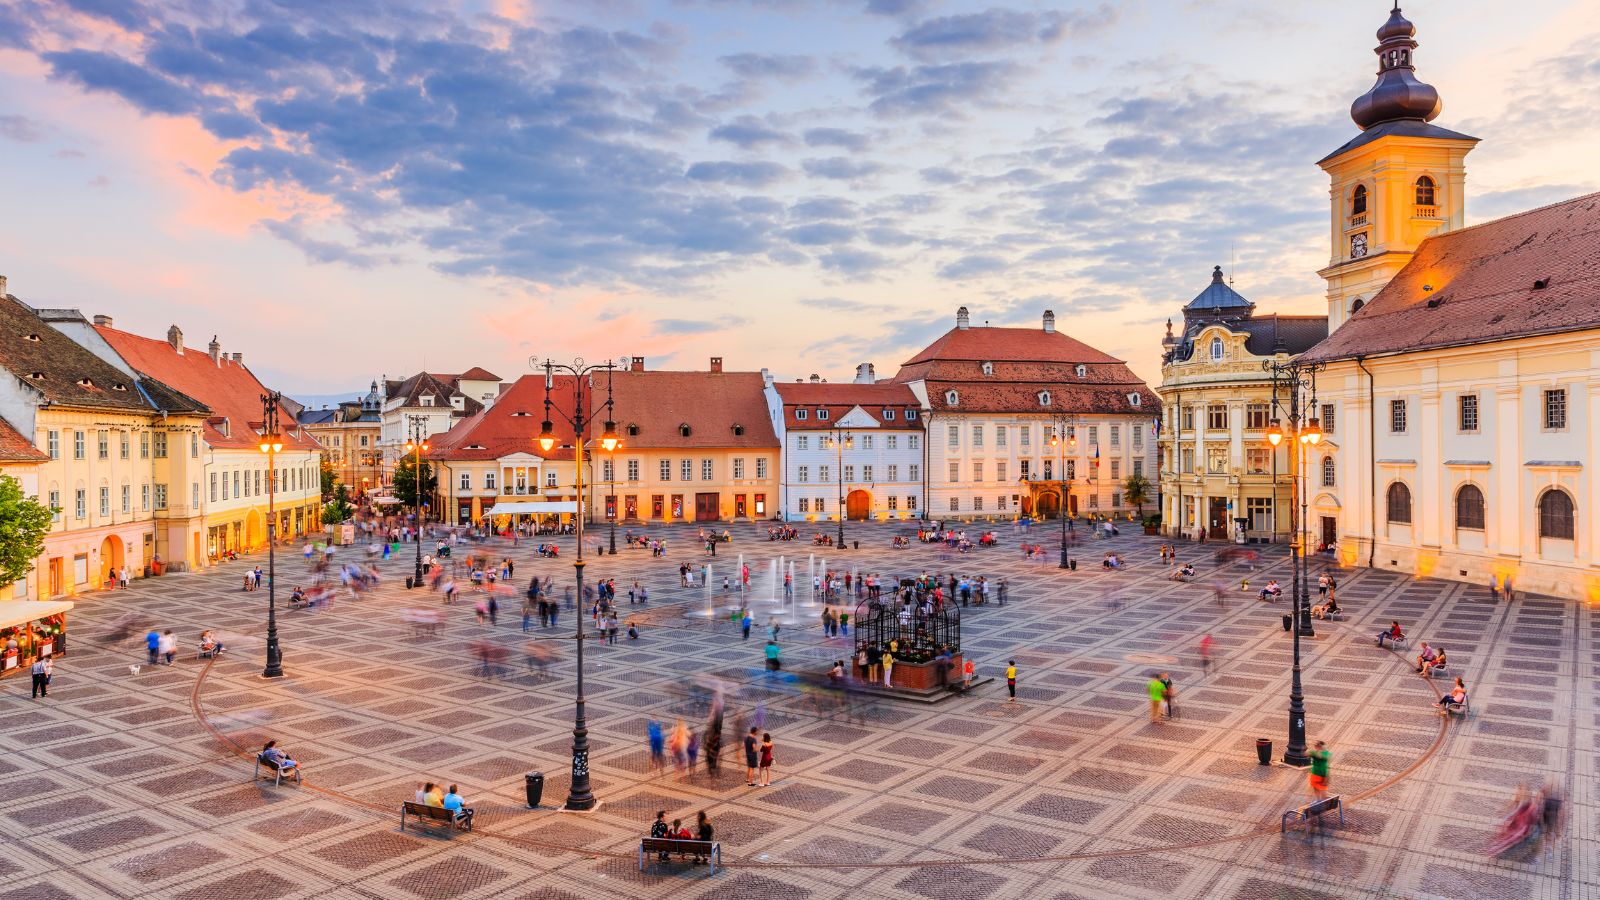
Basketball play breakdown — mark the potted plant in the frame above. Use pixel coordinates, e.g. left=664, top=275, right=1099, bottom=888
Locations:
left=1142, top=514, right=1162, bottom=536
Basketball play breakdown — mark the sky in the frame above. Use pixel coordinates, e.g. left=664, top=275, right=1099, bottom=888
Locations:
left=1, top=0, right=1597, bottom=402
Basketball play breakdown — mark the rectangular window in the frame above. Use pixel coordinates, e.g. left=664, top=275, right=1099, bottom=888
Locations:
left=797, top=435, right=809, bottom=451
left=1246, top=497, right=1274, bottom=533
left=99, top=487, right=109, bottom=516
left=996, top=427, right=1008, bottom=448
left=798, top=466, right=809, bottom=483
left=798, top=497, right=810, bottom=513
left=153, top=484, right=167, bottom=510
left=861, top=435, right=873, bottom=450
left=1089, top=493, right=1099, bottom=509
left=1066, top=460, right=1076, bottom=480
left=971, top=425, right=984, bottom=448
left=1246, top=447, right=1270, bottom=475
left=908, top=435, right=919, bottom=450
left=140, top=432, right=150, bottom=458
left=1133, top=427, right=1143, bottom=449
left=627, top=459, right=640, bottom=481
left=660, top=459, right=671, bottom=481
left=906, top=495, right=917, bottom=510
left=1207, top=446, right=1228, bottom=475
left=1133, top=459, right=1144, bottom=478
left=887, top=435, right=898, bottom=450
left=546, top=471, right=557, bottom=488
left=49, top=490, right=60, bottom=522
left=120, top=485, right=129, bottom=514
left=485, top=472, right=496, bottom=489
left=681, top=459, right=693, bottom=481
left=884, top=409, right=896, bottom=420
left=97, top=431, right=108, bottom=459
left=947, top=424, right=959, bottom=448
left=996, top=495, right=1007, bottom=510
left=973, top=496, right=984, bottom=511
left=1181, top=406, right=1194, bottom=430
left=909, top=464, right=919, bottom=482
left=756, top=458, right=767, bottom=479
left=1112, top=493, right=1121, bottom=508
left=1109, top=426, right=1120, bottom=447
left=701, top=459, right=713, bottom=480
left=1088, top=426, right=1098, bottom=446
left=1020, top=425, right=1031, bottom=447
left=191, top=433, right=199, bottom=458
left=843, top=465, right=855, bottom=482
left=652, top=495, right=664, bottom=518
left=888, top=464, right=898, bottom=482
left=75, top=489, right=86, bottom=519
left=1321, top=403, right=1336, bottom=433
left=460, top=473, right=471, bottom=490
left=119, top=432, right=129, bottom=459
left=972, top=461, right=984, bottom=482
left=153, top=432, right=167, bottom=458
left=1181, top=447, right=1194, bottom=473
left=1543, top=389, right=1567, bottom=430
left=1043, top=459, right=1053, bottom=480
left=887, top=495, right=898, bottom=510
left=1020, top=459, right=1031, bottom=480
left=360, top=435, right=369, bottom=447
left=948, top=497, right=959, bottom=511
left=862, top=465, right=873, bottom=481
left=1390, top=399, right=1407, bottom=433
left=817, top=409, right=829, bottom=421
left=948, top=461, right=959, bottom=483
left=906, top=409, right=918, bottom=420
left=996, top=461, right=1007, bottom=482
left=733, top=458, right=745, bottom=479
left=1206, top=405, right=1228, bottom=431
left=1110, top=460, right=1121, bottom=480
left=192, top=483, right=199, bottom=510
left=1459, top=393, right=1479, bottom=432
left=73, top=431, right=85, bottom=460
left=47, top=430, right=58, bottom=459
left=232, top=472, right=240, bottom=498
left=795, top=409, right=807, bottom=420
left=820, top=465, right=830, bottom=483
left=1246, top=402, right=1271, bottom=430
left=601, top=460, right=614, bottom=482
left=210, top=473, right=218, bottom=501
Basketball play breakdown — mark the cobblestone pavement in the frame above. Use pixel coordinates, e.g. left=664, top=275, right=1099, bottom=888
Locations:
left=0, top=522, right=1591, bottom=899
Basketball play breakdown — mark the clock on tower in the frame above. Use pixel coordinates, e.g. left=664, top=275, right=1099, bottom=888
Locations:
left=1350, top=233, right=1368, bottom=259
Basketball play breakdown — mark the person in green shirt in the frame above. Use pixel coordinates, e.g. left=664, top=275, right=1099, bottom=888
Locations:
left=1309, top=740, right=1331, bottom=799
left=1147, top=674, right=1167, bottom=723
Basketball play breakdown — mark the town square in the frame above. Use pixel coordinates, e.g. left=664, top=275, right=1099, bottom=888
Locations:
left=0, top=0, right=1596, bottom=897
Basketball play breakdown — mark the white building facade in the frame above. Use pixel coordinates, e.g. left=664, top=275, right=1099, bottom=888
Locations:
left=766, top=374, right=924, bottom=522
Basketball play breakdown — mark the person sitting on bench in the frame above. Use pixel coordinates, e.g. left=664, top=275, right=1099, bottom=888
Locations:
left=199, top=630, right=226, bottom=655
left=290, top=587, right=306, bottom=605
left=441, top=784, right=474, bottom=829
left=1412, top=642, right=1437, bottom=673
left=1419, top=646, right=1448, bottom=677
left=260, top=740, right=300, bottom=776
left=1311, top=595, right=1340, bottom=619
left=1435, top=677, right=1467, bottom=712
left=1259, top=580, right=1282, bottom=601
left=650, top=811, right=671, bottom=861
left=1377, top=621, right=1404, bottom=647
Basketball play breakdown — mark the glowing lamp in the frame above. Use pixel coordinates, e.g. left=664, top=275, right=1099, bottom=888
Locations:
left=599, top=421, right=620, bottom=452
left=1267, top=420, right=1284, bottom=447
left=260, top=436, right=283, bottom=454
left=1305, top=417, right=1322, bottom=445
left=537, top=421, right=557, bottom=453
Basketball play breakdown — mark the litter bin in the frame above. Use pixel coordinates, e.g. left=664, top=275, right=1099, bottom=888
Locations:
left=1255, top=738, right=1272, bottom=765
left=525, top=771, right=544, bottom=808
left=853, top=541, right=859, bottom=550
left=405, top=576, right=414, bottom=590
left=1069, top=559, right=1077, bottom=571
left=1281, top=614, right=1293, bottom=632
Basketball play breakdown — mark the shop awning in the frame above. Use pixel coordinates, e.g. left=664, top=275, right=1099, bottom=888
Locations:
left=491, top=501, right=579, bottom=514
left=373, top=497, right=403, bottom=505
left=0, top=600, right=74, bottom=631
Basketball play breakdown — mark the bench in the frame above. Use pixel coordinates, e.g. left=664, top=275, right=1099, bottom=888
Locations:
left=401, top=801, right=470, bottom=834
left=197, top=645, right=221, bottom=660
left=1281, top=794, right=1344, bottom=836
left=639, top=838, right=720, bottom=875
left=1376, top=633, right=1410, bottom=650
left=254, top=755, right=301, bottom=787
left=1443, top=695, right=1471, bottom=717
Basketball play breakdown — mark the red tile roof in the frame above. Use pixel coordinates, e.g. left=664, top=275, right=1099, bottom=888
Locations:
left=772, top=382, right=922, bottom=429
left=429, top=375, right=582, bottom=461
left=384, top=372, right=485, bottom=417
left=0, top=416, right=47, bottom=462
left=456, top=367, right=501, bottom=382
left=610, top=370, right=779, bottom=449
left=1304, top=191, right=1600, bottom=362
left=921, top=381, right=1157, bottom=415
left=901, top=325, right=1123, bottom=366
left=0, top=297, right=158, bottom=413
left=96, top=327, right=316, bottom=451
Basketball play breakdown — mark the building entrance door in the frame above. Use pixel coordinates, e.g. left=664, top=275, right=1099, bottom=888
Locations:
left=1207, top=498, right=1230, bottom=540
left=1320, top=516, right=1337, bottom=551
left=694, top=493, right=719, bottom=521
left=846, top=490, right=871, bottom=520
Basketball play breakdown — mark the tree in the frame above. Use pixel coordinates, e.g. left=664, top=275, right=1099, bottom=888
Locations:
left=393, top=456, right=436, bottom=508
left=0, top=474, right=53, bottom=590
left=1122, top=472, right=1153, bottom=517
left=319, top=458, right=336, bottom=497
left=323, top=483, right=355, bottom=524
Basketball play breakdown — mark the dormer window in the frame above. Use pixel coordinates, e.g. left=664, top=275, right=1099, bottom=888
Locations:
left=28, top=371, right=43, bottom=380
left=980, top=361, right=994, bottom=376
left=732, top=424, right=745, bottom=436
left=883, top=409, right=895, bottom=420
left=112, top=383, right=127, bottom=392
left=1074, top=365, right=1087, bottom=378
left=1037, top=391, right=1051, bottom=406
left=626, top=423, right=640, bottom=436
left=945, top=390, right=959, bottom=406
left=1351, top=184, right=1368, bottom=216
left=24, top=333, right=40, bottom=342
left=420, top=395, right=434, bottom=407
left=1210, top=337, right=1224, bottom=360
left=817, top=409, right=830, bottom=420
left=511, top=411, right=531, bottom=417
left=906, top=409, right=918, bottom=420
left=678, top=423, right=692, bottom=437
left=795, top=409, right=808, bottom=420
left=1129, top=393, right=1142, bottom=407
left=78, top=377, right=93, bottom=387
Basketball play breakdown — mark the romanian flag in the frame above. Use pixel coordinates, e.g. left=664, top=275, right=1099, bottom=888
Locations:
left=1093, top=445, right=1100, bottom=467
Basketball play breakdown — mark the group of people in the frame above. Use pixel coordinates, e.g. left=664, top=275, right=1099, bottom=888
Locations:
left=413, top=780, right=475, bottom=829
left=765, top=526, right=800, bottom=541
left=649, top=810, right=714, bottom=863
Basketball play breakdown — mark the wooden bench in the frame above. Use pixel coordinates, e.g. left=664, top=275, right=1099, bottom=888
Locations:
left=400, top=801, right=470, bottom=834
left=639, top=837, right=720, bottom=875
left=254, top=755, right=301, bottom=787
left=1282, top=794, right=1344, bottom=836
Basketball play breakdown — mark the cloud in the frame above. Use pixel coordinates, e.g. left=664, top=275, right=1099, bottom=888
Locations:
left=685, top=160, right=788, bottom=186
left=789, top=197, right=858, bottom=220
left=709, top=115, right=792, bottom=148
left=818, top=248, right=890, bottom=275
left=892, top=5, right=1117, bottom=60
left=261, top=218, right=384, bottom=268
left=62, top=0, right=149, bottom=30
left=783, top=222, right=857, bottom=246
left=654, top=317, right=746, bottom=334
left=854, top=61, right=1023, bottom=118
left=0, top=114, right=43, bottom=142
left=802, top=127, right=869, bottom=152
left=718, top=53, right=817, bottom=80
left=44, top=49, right=199, bottom=115
left=801, top=157, right=885, bottom=180
left=937, top=253, right=1008, bottom=280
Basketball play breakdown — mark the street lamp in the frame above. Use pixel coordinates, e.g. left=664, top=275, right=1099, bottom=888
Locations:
left=404, top=415, right=430, bottom=589
left=258, top=393, right=285, bottom=678
left=824, top=430, right=852, bottom=547
left=534, top=356, right=618, bottom=811
left=1263, top=358, right=1323, bottom=768
left=601, top=371, right=619, bottom=555
left=1047, top=415, right=1078, bottom=569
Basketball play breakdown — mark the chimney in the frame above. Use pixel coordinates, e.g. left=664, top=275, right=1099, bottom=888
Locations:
left=167, top=325, right=184, bottom=354
left=231, top=352, right=243, bottom=364
left=956, top=306, right=970, bottom=330
left=868, top=363, right=876, bottom=380
left=853, top=363, right=875, bottom=385
left=208, top=335, right=221, bottom=365
left=809, top=373, right=821, bottom=384
left=630, top=356, right=644, bottom=372
left=92, top=314, right=113, bottom=327
left=0, top=275, right=7, bottom=297
left=710, top=357, right=723, bottom=373
left=1043, top=310, right=1056, bottom=333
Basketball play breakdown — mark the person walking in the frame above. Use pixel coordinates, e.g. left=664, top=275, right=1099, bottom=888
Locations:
left=145, top=628, right=160, bottom=666
left=1005, top=659, right=1018, bottom=701
left=744, top=727, right=760, bottom=786
left=1159, top=672, right=1176, bottom=719
left=159, top=630, right=176, bottom=665
left=1309, top=740, right=1331, bottom=800
left=962, top=657, right=974, bottom=691
left=1199, top=634, right=1214, bottom=676
left=758, top=732, right=774, bottom=786
left=29, top=656, right=48, bottom=698
left=1147, top=672, right=1165, bottom=723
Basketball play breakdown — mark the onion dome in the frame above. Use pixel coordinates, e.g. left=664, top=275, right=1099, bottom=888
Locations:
left=1350, top=5, right=1442, bottom=130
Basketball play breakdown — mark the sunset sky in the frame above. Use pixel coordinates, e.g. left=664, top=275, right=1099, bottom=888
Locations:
left=1, top=0, right=1596, bottom=401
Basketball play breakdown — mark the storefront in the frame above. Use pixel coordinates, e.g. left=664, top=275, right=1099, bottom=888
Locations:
left=0, top=600, right=71, bottom=678
left=490, top=500, right=579, bottom=528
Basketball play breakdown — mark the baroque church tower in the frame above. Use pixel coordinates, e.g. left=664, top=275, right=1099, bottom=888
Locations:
left=1318, top=5, right=1478, bottom=331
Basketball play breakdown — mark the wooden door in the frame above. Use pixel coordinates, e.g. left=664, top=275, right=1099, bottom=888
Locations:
left=1208, top=498, right=1230, bottom=539
left=694, top=493, right=719, bottom=521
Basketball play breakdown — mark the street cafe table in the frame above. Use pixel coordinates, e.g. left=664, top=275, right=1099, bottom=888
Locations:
left=0, top=599, right=72, bottom=678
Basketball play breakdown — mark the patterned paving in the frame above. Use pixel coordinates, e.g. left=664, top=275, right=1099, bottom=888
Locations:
left=0, top=522, right=1592, bottom=899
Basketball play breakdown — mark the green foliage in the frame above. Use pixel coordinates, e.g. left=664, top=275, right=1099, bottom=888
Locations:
left=1122, top=473, right=1152, bottom=515
left=0, top=474, right=53, bottom=589
left=322, top=483, right=355, bottom=524
left=393, top=456, right=436, bottom=508
left=319, top=458, right=336, bottom=497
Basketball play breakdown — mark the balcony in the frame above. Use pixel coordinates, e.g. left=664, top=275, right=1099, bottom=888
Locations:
left=1347, top=213, right=1368, bottom=229
left=1413, top=206, right=1440, bottom=219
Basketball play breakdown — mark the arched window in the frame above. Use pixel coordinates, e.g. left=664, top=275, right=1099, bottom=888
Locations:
left=1350, top=298, right=1365, bottom=315
left=1321, top=456, right=1335, bottom=487
left=678, top=423, right=692, bottom=437
left=1455, top=484, right=1485, bottom=530
left=1351, top=184, right=1368, bottom=216
left=1210, top=337, right=1224, bottom=360
left=1386, top=482, right=1412, bottom=524
left=1415, top=176, right=1436, bottom=206
left=1538, top=489, right=1575, bottom=540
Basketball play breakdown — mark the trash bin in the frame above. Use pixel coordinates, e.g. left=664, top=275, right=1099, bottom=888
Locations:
left=525, top=771, right=544, bottom=808
left=853, top=541, right=859, bottom=550
left=1069, top=559, right=1077, bottom=571
left=1255, top=738, right=1272, bottom=765
left=405, top=576, right=414, bottom=590
left=1282, top=614, right=1293, bottom=632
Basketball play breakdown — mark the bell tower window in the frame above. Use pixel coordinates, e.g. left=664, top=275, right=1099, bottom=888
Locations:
left=1351, top=185, right=1368, bottom=216
left=1414, top=175, right=1436, bottom=206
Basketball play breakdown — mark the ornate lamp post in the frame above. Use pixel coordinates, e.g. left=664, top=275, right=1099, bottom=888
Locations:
left=1264, top=358, right=1322, bottom=767
left=404, top=415, right=430, bottom=588
left=258, top=393, right=285, bottom=678
left=824, top=429, right=852, bottom=547
left=535, top=357, right=619, bottom=811
left=1047, top=415, right=1078, bottom=568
